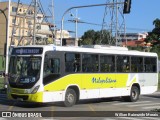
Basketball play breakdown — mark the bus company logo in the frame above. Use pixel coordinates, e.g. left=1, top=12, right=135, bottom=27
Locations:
left=92, top=77, right=116, bottom=84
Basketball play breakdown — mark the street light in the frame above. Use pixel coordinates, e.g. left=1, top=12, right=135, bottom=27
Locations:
left=60, top=2, right=124, bottom=46
left=69, top=10, right=80, bottom=46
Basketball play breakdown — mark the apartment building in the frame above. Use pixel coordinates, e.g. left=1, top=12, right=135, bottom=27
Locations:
left=0, top=1, right=8, bottom=55
left=0, top=1, right=71, bottom=56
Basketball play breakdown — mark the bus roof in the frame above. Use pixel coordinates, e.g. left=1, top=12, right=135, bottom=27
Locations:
left=14, top=45, right=158, bottom=57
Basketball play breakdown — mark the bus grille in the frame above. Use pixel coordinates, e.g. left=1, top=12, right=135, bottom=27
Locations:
left=11, top=94, right=28, bottom=101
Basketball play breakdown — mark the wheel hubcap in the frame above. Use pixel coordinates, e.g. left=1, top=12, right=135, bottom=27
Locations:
left=132, top=91, right=137, bottom=99
left=67, top=93, right=74, bottom=103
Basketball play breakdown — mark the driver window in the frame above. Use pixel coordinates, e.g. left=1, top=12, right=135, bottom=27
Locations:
left=43, top=53, right=60, bottom=85
left=44, top=58, right=60, bottom=77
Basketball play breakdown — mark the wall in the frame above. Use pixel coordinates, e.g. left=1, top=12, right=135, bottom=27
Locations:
left=0, top=2, right=8, bottom=55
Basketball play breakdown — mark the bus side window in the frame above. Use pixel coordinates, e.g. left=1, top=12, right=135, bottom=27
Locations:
left=116, top=56, right=130, bottom=73
left=82, top=54, right=98, bottom=73
left=43, top=55, right=60, bottom=85
left=100, top=55, right=115, bottom=73
left=131, top=57, right=143, bottom=73
left=44, top=57, right=60, bottom=77
left=144, top=57, right=157, bottom=73
left=65, top=53, right=81, bottom=73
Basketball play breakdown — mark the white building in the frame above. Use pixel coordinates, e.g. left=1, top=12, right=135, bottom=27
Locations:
left=117, top=32, right=148, bottom=46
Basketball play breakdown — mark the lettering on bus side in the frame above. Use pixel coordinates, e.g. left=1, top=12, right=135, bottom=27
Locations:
left=92, top=77, right=116, bottom=83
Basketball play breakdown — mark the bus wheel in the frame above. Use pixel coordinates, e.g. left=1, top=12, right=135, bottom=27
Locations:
left=64, top=88, right=77, bottom=107
left=123, top=86, right=140, bottom=102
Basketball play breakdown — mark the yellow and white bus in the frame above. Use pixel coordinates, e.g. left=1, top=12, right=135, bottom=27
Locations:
left=7, top=45, right=158, bottom=107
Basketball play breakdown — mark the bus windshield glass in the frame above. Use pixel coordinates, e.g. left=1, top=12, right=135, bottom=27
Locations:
left=9, top=56, right=41, bottom=88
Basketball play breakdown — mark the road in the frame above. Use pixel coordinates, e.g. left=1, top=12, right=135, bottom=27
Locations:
left=0, top=92, right=160, bottom=120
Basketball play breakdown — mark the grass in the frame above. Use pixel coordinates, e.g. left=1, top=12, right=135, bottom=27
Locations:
left=158, top=73, right=160, bottom=90
left=0, top=77, right=5, bottom=89
left=0, top=56, right=5, bottom=71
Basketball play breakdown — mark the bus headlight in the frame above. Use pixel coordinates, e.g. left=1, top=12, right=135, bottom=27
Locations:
left=31, top=85, right=40, bottom=94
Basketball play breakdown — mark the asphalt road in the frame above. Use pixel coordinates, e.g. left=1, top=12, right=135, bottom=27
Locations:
left=0, top=92, right=160, bottom=120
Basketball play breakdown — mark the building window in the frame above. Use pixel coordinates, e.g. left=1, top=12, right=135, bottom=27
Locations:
left=27, top=20, right=32, bottom=25
left=12, top=7, right=18, bottom=12
left=28, top=10, right=33, bottom=15
left=36, top=25, right=41, bottom=30
left=18, top=8, right=22, bottom=12
left=12, top=18, right=16, bottom=24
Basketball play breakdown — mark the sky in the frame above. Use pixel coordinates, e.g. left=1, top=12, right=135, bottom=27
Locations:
left=5, top=0, right=160, bottom=37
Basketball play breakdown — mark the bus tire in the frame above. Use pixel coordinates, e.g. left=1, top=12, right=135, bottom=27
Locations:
left=64, top=88, right=77, bottom=107
left=123, top=86, right=140, bottom=102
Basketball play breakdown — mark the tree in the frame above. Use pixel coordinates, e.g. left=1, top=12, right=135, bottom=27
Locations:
left=80, top=30, right=96, bottom=45
left=145, top=18, right=160, bottom=46
left=153, top=18, right=160, bottom=28
left=80, top=29, right=115, bottom=45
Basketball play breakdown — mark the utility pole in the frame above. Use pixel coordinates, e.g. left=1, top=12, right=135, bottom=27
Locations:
left=5, top=0, right=11, bottom=75
left=115, top=0, right=118, bottom=46
left=33, top=0, right=38, bottom=45
left=60, top=2, right=124, bottom=46
left=101, top=0, right=126, bottom=46
left=51, top=0, right=56, bottom=39
left=68, top=9, right=79, bottom=46
left=75, top=9, right=79, bottom=46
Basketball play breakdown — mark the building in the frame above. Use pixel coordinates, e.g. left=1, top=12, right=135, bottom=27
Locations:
left=0, top=1, right=8, bottom=55
left=0, top=1, right=73, bottom=56
left=117, top=32, right=148, bottom=46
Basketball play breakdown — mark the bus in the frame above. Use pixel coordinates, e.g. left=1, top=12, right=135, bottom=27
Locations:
left=7, top=45, right=158, bottom=107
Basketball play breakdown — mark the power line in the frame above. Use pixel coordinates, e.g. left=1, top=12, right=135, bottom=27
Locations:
left=68, top=20, right=151, bottom=32
left=68, top=20, right=103, bottom=26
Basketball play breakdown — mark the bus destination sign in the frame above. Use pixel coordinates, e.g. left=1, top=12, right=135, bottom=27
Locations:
left=12, top=47, right=43, bottom=55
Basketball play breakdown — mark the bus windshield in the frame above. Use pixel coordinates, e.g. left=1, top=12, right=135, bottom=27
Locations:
left=9, top=56, right=41, bottom=88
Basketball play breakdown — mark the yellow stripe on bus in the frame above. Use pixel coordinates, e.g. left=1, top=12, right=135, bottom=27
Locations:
left=44, top=73, right=130, bottom=91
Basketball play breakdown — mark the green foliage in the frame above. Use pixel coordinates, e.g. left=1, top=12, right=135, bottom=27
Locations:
left=150, top=45, right=160, bottom=59
left=145, top=18, right=160, bottom=46
left=153, top=18, right=160, bottom=28
left=80, top=29, right=115, bottom=45
left=0, top=56, right=5, bottom=71
left=0, top=78, right=5, bottom=90
left=158, top=73, right=160, bottom=90
left=127, top=46, right=143, bottom=51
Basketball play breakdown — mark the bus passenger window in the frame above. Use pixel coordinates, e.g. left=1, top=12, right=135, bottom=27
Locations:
left=116, top=56, right=130, bottom=73
left=100, top=55, right=115, bottom=72
left=43, top=58, right=60, bottom=77
left=65, top=53, right=81, bottom=73
left=144, top=57, right=157, bottom=73
left=131, top=57, right=143, bottom=72
left=82, top=54, right=99, bottom=72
